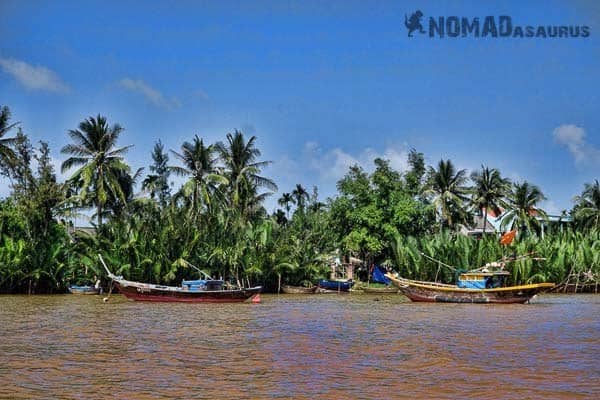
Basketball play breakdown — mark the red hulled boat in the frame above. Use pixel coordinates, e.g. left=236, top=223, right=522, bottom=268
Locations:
left=100, top=255, right=261, bottom=303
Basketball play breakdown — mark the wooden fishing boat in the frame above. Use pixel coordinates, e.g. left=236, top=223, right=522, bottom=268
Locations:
left=317, top=279, right=354, bottom=293
left=68, top=285, right=101, bottom=295
left=99, top=256, right=261, bottom=303
left=386, top=271, right=554, bottom=304
left=281, top=285, right=318, bottom=294
left=361, top=286, right=398, bottom=294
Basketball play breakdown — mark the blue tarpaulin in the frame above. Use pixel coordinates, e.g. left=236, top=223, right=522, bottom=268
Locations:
left=372, top=265, right=391, bottom=284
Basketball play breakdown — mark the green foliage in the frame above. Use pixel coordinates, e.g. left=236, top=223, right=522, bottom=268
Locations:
left=0, top=107, right=598, bottom=293
left=424, top=159, right=470, bottom=230
left=61, top=114, right=134, bottom=226
left=0, top=105, right=19, bottom=177
left=389, top=229, right=600, bottom=287
left=501, top=181, right=547, bottom=236
left=142, top=140, right=171, bottom=207
left=471, top=165, right=510, bottom=234
left=573, top=180, right=600, bottom=230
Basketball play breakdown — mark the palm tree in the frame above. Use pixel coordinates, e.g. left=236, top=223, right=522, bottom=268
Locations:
left=424, top=159, right=470, bottom=230
left=142, top=140, right=171, bottom=207
left=501, top=181, right=547, bottom=235
left=278, top=192, right=293, bottom=219
left=471, top=165, right=511, bottom=234
left=104, top=166, right=144, bottom=219
left=292, top=184, right=309, bottom=211
left=573, top=180, right=600, bottom=229
left=215, top=130, right=277, bottom=216
left=405, top=148, right=426, bottom=196
left=169, top=135, right=226, bottom=213
left=61, top=115, right=132, bottom=227
left=0, top=106, right=19, bottom=176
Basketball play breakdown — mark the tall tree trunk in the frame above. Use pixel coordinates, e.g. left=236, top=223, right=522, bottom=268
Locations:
left=483, top=208, right=488, bottom=235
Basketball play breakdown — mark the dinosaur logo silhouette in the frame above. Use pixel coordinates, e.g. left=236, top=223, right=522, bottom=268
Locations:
left=405, top=10, right=426, bottom=37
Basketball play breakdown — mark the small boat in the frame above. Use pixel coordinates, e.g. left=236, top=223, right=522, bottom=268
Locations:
left=317, top=279, right=354, bottom=292
left=361, top=286, right=398, bottom=294
left=386, top=269, right=554, bottom=304
left=68, top=285, right=101, bottom=295
left=281, top=285, right=318, bottom=294
left=99, top=255, right=261, bottom=303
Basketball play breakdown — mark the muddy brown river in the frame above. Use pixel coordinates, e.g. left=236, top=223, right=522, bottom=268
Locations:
left=0, top=293, right=598, bottom=399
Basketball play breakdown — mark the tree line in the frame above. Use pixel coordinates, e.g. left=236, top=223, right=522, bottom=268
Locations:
left=0, top=106, right=598, bottom=293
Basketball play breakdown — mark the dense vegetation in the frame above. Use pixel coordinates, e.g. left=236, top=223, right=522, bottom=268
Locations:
left=0, top=106, right=598, bottom=293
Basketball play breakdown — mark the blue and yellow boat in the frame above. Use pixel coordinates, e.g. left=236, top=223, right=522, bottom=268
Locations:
left=386, top=269, right=554, bottom=304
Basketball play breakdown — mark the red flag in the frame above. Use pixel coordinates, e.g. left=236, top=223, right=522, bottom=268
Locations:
left=500, top=230, right=516, bottom=245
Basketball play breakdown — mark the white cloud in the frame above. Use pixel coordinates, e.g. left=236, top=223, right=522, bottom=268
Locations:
left=50, top=156, right=71, bottom=182
left=300, top=141, right=410, bottom=183
left=540, top=200, right=561, bottom=216
left=118, top=78, right=180, bottom=109
left=0, top=57, right=69, bottom=92
left=266, top=142, right=413, bottom=210
left=553, top=124, right=600, bottom=164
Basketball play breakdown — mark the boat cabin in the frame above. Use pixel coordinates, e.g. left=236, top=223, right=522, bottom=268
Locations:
left=457, top=271, right=510, bottom=289
left=182, top=279, right=224, bottom=291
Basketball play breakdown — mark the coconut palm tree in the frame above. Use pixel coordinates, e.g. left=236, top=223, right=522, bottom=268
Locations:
left=471, top=165, right=511, bottom=234
left=0, top=106, right=19, bottom=176
left=169, top=135, right=226, bottom=213
left=501, top=181, right=547, bottom=236
left=573, top=180, right=600, bottom=229
left=215, top=130, right=277, bottom=217
left=61, top=114, right=132, bottom=227
left=278, top=192, right=293, bottom=219
left=142, top=140, right=171, bottom=207
left=104, top=166, right=144, bottom=219
left=292, top=184, right=309, bottom=211
left=424, top=159, right=470, bottom=231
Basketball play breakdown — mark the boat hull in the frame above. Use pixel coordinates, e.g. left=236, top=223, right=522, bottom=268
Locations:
left=115, top=281, right=261, bottom=303
left=68, top=286, right=100, bottom=295
left=361, top=286, right=399, bottom=294
left=386, top=274, right=554, bottom=304
left=281, top=285, right=317, bottom=294
left=317, top=279, right=354, bottom=292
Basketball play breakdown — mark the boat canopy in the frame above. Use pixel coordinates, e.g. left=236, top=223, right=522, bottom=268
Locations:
left=457, top=271, right=509, bottom=289
left=182, top=279, right=224, bottom=291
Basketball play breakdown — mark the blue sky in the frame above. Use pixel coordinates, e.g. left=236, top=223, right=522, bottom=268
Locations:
left=1, top=0, right=599, bottom=217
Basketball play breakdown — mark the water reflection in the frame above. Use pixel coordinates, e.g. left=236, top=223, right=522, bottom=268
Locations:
left=0, top=294, right=598, bottom=399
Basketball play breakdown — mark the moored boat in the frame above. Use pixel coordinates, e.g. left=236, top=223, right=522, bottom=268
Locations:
left=99, top=255, right=261, bottom=303
left=317, top=279, right=354, bottom=293
left=68, top=285, right=101, bottom=295
left=361, top=286, right=398, bottom=294
left=385, top=270, right=554, bottom=304
left=281, top=285, right=318, bottom=294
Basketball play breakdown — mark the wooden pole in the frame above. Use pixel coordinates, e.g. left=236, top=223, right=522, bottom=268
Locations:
left=278, top=273, right=281, bottom=295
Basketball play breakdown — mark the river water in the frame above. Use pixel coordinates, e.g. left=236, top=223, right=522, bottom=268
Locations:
left=0, top=293, right=598, bottom=399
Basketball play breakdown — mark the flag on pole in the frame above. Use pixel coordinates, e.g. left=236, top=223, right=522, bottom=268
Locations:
left=500, top=230, right=516, bottom=245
